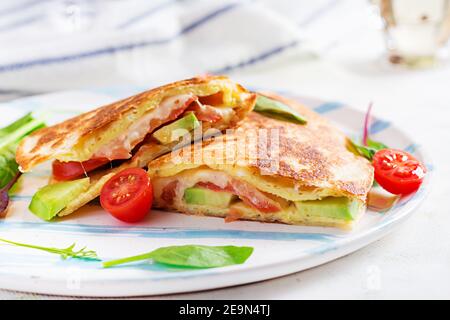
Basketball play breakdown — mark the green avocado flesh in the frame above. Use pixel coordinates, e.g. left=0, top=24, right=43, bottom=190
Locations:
left=254, top=95, right=307, bottom=125
left=153, top=112, right=200, bottom=145
left=184, top=187, right=235, bottom=208
left=294, top=197, right=362, bottom=221
left=29, top=178, right=90, bottom=221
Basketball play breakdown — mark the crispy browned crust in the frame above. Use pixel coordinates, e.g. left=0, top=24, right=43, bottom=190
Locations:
left=16, top=75, right=255, bottom=171
left=149, top=93, right=374, bottom=200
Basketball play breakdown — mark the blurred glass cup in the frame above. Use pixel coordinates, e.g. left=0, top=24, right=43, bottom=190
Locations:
left=371, top=0, right=450, bottom=68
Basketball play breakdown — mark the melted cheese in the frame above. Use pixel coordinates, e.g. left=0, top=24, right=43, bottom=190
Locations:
left=94, top=94, right=195, bottom=159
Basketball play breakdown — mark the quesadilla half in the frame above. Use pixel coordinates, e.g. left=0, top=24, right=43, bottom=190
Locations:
left=147, top=93, right=374, bottom=229
left=16, top=76, right=256, bottom=217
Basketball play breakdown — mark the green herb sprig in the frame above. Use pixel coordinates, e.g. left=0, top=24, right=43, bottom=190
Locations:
left=0, top=237, right=99, bottom=260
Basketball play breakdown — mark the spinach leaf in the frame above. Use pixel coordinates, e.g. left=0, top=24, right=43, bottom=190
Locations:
left=103, top=245, right=254, bottom=269
left=366, top=138, right=389, bottom=151
left=350, top=138, right=388, bottom=161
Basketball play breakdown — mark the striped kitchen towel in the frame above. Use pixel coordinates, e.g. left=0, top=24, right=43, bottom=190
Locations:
left=0, top=0, right=307, bottom=93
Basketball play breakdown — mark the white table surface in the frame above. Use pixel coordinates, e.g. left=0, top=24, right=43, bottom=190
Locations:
left=1, top=0, right=449, bottom=299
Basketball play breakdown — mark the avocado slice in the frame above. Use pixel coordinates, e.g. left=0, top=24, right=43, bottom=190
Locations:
left=153, top=112, right=200, bottom=145
left=254, top=95, right=307, bottom=125
left=294, top=197, right=363, bottom=221
left=29, top=178, right=90, bottom=221
left=184, top=187, right=236, bottom=208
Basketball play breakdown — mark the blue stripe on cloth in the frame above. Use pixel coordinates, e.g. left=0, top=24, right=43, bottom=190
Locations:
left=0, top=2, right=239, bottom=73
left=117, top=0, right=180, bottom=29
left=212, top=40, right=299, bottom=74
left=0, top=89, right=36, bottom=95
left=369, top=119, right=390, bottom=134
left=0, top=0, right=48, bottom=17
left=0, top=14, right=42, bottom=32
left=313, top=102, right=343, bottom=114
left=298, top=0, right=341, bottom=26
left=0, top=221, right=336, bottom=242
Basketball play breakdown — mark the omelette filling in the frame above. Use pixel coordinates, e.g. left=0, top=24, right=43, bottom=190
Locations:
left=151, top=168, right=365, bottom=227
left=52, top=91, right=236, bottom=180
left=93, top=91, right=233, bottom=160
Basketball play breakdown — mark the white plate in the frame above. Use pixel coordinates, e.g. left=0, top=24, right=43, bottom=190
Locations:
left=0, top=88, right=432, bottom=297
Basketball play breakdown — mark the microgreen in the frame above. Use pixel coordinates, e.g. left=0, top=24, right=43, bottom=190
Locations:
left=0, top=237, right=100, bottom=260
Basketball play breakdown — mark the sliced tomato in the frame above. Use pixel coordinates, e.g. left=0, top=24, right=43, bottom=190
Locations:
left=52, top=158, right=110, bottom=181
left=198, top=91, right=224, bottom=106
left=187, top=102, right=222, bottom=123
left=373, top=149, right=426, bottom=195
left=196, top=179, right=281, bottom=213
left=100, top=168, right=153, bottom=223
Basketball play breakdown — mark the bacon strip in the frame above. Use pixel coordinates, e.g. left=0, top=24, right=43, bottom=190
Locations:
left=195, top=179, right=281, bottom=213
left=161, top=180, right=179, bottom=205
left=198, top=91, right=224, bottom=106
left=187, top=101, right=223, bottom=123
left=94, top=94, right=196, bottom=160
left=229, top=179, right=281, bottom=213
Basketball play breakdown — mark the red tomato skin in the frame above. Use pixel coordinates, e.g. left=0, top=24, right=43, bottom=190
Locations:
left=100, top=168, right=153, bottom=223
left=373, top=149, right=426, bottom=195
left=53, top=158, right=109, bottom=181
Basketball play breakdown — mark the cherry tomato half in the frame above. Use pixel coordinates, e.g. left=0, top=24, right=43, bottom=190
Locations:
left=100, top=168, right=153, bottom=223
left=373, top=149, right=426, bottom=195
left=52, top=158, right=109, bottom=181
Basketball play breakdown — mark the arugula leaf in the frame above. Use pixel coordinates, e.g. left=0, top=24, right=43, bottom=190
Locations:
left=0, top=237, right=100, bottom=260
left=254, top=95, right=307, bottom=125
left=103, top=245, right=254, bottom=269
